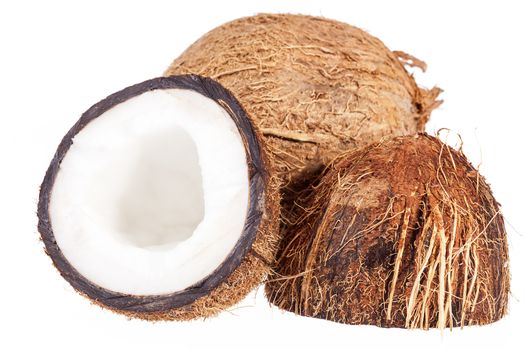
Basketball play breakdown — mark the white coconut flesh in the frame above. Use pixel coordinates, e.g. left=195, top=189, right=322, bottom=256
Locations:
left=50, top=89, right=250, bottom=295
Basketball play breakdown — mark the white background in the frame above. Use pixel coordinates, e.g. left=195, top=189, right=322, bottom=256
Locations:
left=1, top=1, right=524, bottom=349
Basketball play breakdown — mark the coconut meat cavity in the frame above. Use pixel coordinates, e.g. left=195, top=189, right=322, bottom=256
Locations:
left=49, top=89, right=249, bottom=295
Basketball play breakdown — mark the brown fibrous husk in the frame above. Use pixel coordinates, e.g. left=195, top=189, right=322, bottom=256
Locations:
left=265, top=134, right=509, bottom=329
left=165, top=13, right=442, bottom=223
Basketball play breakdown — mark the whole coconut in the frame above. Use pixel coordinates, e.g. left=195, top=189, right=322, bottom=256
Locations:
left=265, top=134, right=509, bottom=329
left=165, top=14, right=442, bottom=206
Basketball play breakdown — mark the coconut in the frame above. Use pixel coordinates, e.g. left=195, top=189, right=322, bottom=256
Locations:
left=38, top=75, right=280, bottom=320
left=265, top=134, right=509, bottom=329
left=165, top=14, right=442, bottom=206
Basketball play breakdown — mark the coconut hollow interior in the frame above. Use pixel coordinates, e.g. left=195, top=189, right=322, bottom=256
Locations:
left=47, top=80, right=252, bottom=296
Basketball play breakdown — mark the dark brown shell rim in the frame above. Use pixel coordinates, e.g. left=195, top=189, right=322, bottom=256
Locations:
left=37, top=75, right=267, bottom=313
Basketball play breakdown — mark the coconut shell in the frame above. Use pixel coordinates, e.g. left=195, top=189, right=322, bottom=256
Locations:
left=165, top=14, right=442, bottom=196
left=38, top=75, right=281, bottom=320
left=265, top=134, right=509, bottom=329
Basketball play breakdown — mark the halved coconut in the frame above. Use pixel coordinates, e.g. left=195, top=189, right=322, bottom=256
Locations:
left=38, top=75, right=280, bottom=320
left=266, top=134, right=509, bottom=329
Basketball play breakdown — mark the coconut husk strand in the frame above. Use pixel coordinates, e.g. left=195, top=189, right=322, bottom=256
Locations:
left=165, top=14, right=442, bottom=198
left=38, top=75, right=281, bottom=320
left=265, top=134, right=509, bottom=329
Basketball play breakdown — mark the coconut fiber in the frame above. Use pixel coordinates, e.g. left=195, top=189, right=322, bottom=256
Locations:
left=265, top=134, right=509, bottom=329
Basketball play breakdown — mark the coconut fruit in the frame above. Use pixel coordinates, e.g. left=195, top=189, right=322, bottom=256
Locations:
left=265, top=134, right=509, bottom=329
left=38, top=75, right=280, bottom=320
left=165, top=14, right=442, bottom=201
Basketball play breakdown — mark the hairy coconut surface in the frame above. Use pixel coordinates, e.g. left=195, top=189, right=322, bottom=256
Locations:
left=265, top=134, right=509, bottom=329
left=165, top=14, right=442, bottom=203
left=38, top=75, right=280, bottom=320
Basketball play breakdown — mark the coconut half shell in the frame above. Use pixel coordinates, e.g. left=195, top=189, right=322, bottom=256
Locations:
left=265, top=134, right=509, bottom=329
left=38, top=75, right=280, bottom=320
